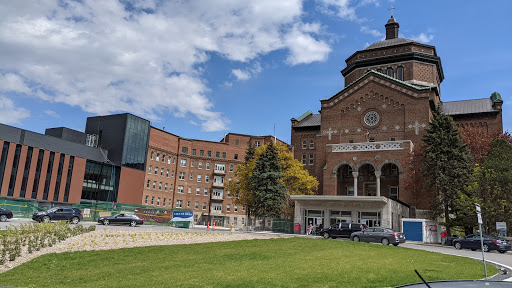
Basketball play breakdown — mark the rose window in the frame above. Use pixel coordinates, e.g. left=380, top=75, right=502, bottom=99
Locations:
left=364, top=111, right=380, bottom=126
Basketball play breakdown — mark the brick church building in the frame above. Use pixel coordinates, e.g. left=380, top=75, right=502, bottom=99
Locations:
left=290, top=16, right=504, bottom=232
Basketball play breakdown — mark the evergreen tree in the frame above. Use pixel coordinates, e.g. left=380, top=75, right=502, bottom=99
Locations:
left=250, top=141, right=286, bottom=222
left=422, top=105, right=472, bottom=233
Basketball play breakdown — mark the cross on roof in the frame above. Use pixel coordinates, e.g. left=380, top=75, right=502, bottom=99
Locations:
left=389, top=6, right=395, bottom=17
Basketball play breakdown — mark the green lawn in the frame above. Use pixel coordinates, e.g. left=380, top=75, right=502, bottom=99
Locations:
left=0, top=237, right=496, bottom=288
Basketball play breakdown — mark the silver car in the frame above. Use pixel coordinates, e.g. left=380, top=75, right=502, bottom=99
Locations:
left=350, top=227, right=406, bottom=246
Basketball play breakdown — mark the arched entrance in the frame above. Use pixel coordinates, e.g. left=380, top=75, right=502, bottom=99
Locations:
left=336, top=164, right=354, bottom=196
left=380, top=163, right=400, bottom=199
left=357, top=163, right=377, bottom=196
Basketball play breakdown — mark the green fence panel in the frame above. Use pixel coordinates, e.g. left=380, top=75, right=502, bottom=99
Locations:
left=272, top=218, right=294, bottom=234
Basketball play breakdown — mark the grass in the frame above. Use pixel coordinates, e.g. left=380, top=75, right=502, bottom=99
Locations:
left=0, top=237, right=497, bottom=288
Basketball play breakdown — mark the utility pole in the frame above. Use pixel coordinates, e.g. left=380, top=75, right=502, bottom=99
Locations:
left=476, top=203, right=487, bottom=277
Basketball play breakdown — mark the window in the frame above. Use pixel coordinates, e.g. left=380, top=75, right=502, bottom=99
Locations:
left=189, top=173, right=193, bottom=180
left=302, top=141, right=307, bottom=149
left=197, top=175, right=202, bottom=182
left=146, top=180, right=150, bottom=188
left=302, top=154, right=306, bottom=165
left=202, top=202, right=207, bottom=210
left=182, top=147, right=188, bottom=154
left=200, top=150, right=204, bottom=156
left=227, top=190, right=231, bottom=198
left=254, top=141, right=261, bottom=148
left=153, top=181, right=156, bottom=189
left=227, top=204, right=231, bottom=212
left=172, top=170, right=175, bottom=177
left=144, top=196, right=148, bottom=204
left=310, top=140, right=314, bottom=149
left=235, top=139, right=239, bottom=146
left=198, top=161, right=203, bottom=169
left=163, top=198, right=166, bottom=207
left=213, top=189, right=223, bottom=198
left=205, top=175, right=209, bottom=183
left=234, top=205, right=238, bottom=212
left=196, top=188, right=200, bottom=195
left=390, top=137, right=396, bottom=141
left=179, top=172, right=185, bottom=180
left=192, top=149, right=196, bottom=156
left=157, top=198, right=161, bottom=206
left=229, top=165, right=233, bottom=172
left=387, top=67, right=393, bottom=77
left=170, top=184, right=173, bottom=191
left=309, top=154, right=314, bottom=165
left=215, top=164, right=225, bottom=172
left=369, top=137, right=375, bottom=142
left=151, top=197, right=155, bottom=205
left=216, top=151, right=220, bottom=158
left=191, top=160, right=194, bottom=167
left=154, top=167, right=158, bottom=175
left=156, top=153, right=160, bottom=161
left=166, top=169, right=169, bottom=177
left=242, top=205, right=246, bottom=211
left=176, top=200, right=183, bottom=208
left=346, top=166, right=353, bottom=176
left=207, top=151, right=211, bottom=157
left=160, top=168, right=164, bottom=176
left=391, top=164, right=398, bottom=176
left=206, top=162, right=210, bottom=170
left=148, top=165, right=152, bottom=174
left=397, top=67, right=404, bottom=81
left=213, top=203, right=222, bottom=212
left=187, top=201, right=190, bottom=208
left=234, top=154, right=238, bottom=160
left=150, top=151, right=154, bottom=160
left=242, top=218, right=244, bottom=225
left=188, top=187, right=192, bottom=193
left=222, top=152, right=226, bottom=159
left=172, top=157, right=176, bottom=164
left=159, top=182, right=162, bottom=190
left=165, top=183, right=168, bottom=191
left=195, top=202, right=199, bottom=209
left=178, top=185, right=184, bottom=193
left=390, top=187, right=399, bottom=199
left=234, top=217, right=238, bottom=225
left=349, top=139, right=354, bottom=143
left=180, top=159, right=187, bottom=167
left=162, top=155, right=165, bottom=163
left=167, top=157, right=171, bottom=164
left=348, top=186, right=354, bottom=196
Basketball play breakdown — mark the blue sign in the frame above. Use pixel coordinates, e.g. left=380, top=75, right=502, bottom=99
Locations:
left=173, top=210, right=193, bottom=222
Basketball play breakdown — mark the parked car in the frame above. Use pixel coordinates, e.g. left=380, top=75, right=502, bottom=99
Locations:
left=32, top=207, right=83, bottom=224
left=322, top=222, right=367, bottom=239
left=453, top=234, right=511, bottom=253
left=98, top=213, right=143, bottom=227
left=350, top=227, right=406, bottom=246
left=0, top=207, right=13, bottom=222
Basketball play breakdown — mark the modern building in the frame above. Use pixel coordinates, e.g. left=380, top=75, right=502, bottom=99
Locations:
left=290, top=16, right=504, bottom=233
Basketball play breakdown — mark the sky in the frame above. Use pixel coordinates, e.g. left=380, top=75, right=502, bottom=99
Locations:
left=0, top=0, right=510, bottom=144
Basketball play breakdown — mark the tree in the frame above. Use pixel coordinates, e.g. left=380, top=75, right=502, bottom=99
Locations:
left=455, top=139, right=512, bottom=235
left=251, top=142, right=286, bottom=223
left=422, top=105, right=473, bottom=233
left=227, top=144, right=256, bottom=226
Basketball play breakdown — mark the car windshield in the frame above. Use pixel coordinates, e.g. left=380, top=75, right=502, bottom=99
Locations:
left=47, top=208, right=57, bottom=213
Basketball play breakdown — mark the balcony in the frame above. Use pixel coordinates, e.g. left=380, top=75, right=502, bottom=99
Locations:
left=212, top=182, right=224, bottom=188
left=211, top=210, right=223, bottom=215
left=212, top=194, right=224, bottom=200
left=213, top=169, right=226, bottom=175
left=328, top=140, right=413, bottom=153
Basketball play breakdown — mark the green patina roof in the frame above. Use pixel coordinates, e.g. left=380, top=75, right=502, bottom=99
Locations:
left=291, top=110, right=312, bottom=122
left=491, top=92, right=503, bottom=103
left=320, top=70, right=434, bottom=102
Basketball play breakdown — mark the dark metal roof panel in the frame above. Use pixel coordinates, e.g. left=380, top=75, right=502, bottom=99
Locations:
left=294, top=114, right=321, bottom=127
left=365, top=38, right=418, bottom=50
left=442, top=98, right=497, bottom=115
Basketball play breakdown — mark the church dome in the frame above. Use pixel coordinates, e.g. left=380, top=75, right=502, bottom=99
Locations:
left=365, top=37, right=418, bottom=50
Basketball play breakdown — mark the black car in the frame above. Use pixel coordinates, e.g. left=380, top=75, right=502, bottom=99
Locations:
left=453, top=234, right=511, bottom=253
left=322, top=222, right=367, bottom=239
left=350, top=227, right=406, bottom=246
left=32, top=207, right=83, bottom=224
left=0, top=207, right=13, bottom=222
left=98, top=213, right=143, bottom=227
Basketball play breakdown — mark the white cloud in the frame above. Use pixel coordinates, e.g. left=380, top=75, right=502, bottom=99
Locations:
left=0, top=96, right=30, bottom=124
left=316, top=0, right=379, bottom=22
left=360, top=26, right=384, bottom=39
left=44, top=110, right=60, bottom=118
left=410, top=33, right=435, bottom=43
left=232, top=69, right=251, bottom=81
left=0, top=0, right=331, bottom=132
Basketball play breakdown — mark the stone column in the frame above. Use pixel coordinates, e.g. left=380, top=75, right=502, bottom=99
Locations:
left=374, top=171, right=381, bottom=197
left=352, top=172, right=359, bottom=196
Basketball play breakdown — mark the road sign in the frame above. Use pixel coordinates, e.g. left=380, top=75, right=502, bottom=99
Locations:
left=477, top=214, right=482, bottom=224
left=475, top=204, right=481, bottom=213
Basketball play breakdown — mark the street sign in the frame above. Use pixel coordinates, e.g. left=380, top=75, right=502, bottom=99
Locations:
left=475, top=204, right=481, bottom=213
left=477, top=214, right=482, bottom=224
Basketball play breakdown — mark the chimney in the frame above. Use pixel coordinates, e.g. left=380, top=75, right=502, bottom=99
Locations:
left=385, top=16, right=399, bottom=40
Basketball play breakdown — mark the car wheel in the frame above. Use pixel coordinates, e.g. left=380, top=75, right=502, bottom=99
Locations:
left=454, top=242, right=462, bottom=250
left=392, top=244, right=399, bottom=246
left=0, top=215, right=7, bottom=222
left=71, top=217, right=79, bottom=224
left=353, top=236, right=360, bottom=242
left=483, top=244, right=489, bottom=252
left=103, top=219, right=110, bottom=225
left=130, top=221, right=137, bottom=227
left=43, top=216, right=51, bottom=223
left=323, top=232, right=330, bottom=239
left=381, top=238, right=390, bottom=245
left=498, top=250, right=506, bottom=254
left=471, top=248, right=477, bottom=251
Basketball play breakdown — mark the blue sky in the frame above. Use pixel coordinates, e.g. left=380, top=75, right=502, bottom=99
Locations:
left=0, top=0, right=510, bottom=144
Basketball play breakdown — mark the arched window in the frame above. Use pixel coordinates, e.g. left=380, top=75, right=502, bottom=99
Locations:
left=150, top=151, right=154, bottom=160
left=387, top=68, right=393, bottom=77
left=397, top=67, right=404, bottom=81
left=302, top=141, right=307, bottom=149
left=309, top=140, right=314, bottom=149
left=156, top=153, right=160, bottom=161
